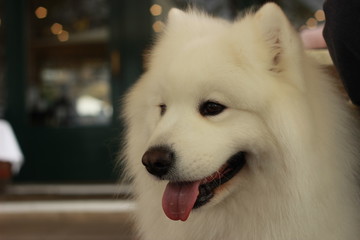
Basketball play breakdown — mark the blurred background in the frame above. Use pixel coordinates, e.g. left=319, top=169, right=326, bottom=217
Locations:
left=0, top=0, right=328, bottom=239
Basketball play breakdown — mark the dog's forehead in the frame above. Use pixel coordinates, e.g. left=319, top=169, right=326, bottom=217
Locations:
left=144, top=21, right=275, bottom=106
left=146, top=43, right=259, bottom=106
left=157, top=38, right=233, bottom=79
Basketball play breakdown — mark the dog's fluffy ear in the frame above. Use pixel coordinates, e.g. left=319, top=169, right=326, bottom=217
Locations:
left=254, top=3, right=305, bottom=89
left=254, top=3, right=292, bottom=73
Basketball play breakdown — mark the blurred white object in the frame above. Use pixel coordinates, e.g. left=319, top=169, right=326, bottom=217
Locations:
left=0, top=120, right=24, bottom=174
left=300, top=25, right=327, bottom=49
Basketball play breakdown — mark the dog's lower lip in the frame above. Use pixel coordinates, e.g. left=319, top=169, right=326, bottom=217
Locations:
left=193, top=151, right=246, bottom=209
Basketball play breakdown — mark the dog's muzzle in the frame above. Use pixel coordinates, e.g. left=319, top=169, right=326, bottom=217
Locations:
left=142, top=146, right=247, bottom=221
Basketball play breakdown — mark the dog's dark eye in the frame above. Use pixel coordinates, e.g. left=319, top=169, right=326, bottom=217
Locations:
left=199, top=101, right=226, bottom=116
left=159, top=104, right=167, bottom=116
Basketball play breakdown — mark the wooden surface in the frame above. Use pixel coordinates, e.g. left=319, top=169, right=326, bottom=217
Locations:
left=0, top=211, right=136, bottom=240
left=0, top=184, right=137, bottom=239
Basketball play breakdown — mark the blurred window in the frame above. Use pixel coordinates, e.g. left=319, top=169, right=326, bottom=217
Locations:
left=27, top=0, right=112, bottom=127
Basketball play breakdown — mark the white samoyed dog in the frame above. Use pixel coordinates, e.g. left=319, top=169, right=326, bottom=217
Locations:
left=122, top=3, right=359, bottom=240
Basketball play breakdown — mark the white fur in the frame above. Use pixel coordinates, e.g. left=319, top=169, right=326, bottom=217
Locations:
left=122, top=3, right=360, bottom=240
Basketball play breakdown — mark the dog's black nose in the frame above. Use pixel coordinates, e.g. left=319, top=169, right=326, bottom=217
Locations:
left=142, top=146, right=174, bottom=178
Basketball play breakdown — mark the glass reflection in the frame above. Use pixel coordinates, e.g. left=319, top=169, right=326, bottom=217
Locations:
left=28, top=60, right=111, bottom=127
left=27, top=0, right=111, bottom=127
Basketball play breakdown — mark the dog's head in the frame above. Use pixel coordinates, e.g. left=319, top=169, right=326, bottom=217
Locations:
left=123, top=3, right=313, bottom=221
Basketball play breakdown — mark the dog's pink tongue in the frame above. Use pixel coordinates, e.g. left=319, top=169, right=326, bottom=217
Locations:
left=162, top=181, right=200, bottom=221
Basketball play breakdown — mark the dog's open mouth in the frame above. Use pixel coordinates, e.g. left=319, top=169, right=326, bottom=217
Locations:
left=162, top=152, right=246, bottom=221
